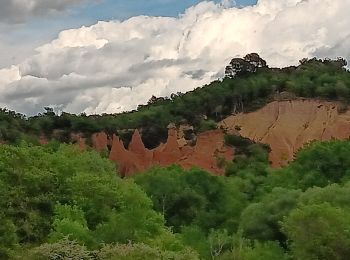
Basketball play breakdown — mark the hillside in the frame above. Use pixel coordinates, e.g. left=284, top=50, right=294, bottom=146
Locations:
left=1, top=55, right=349, bottom=148
left=1, top=55, right=350, bottom=259
left=68, top=97, right=350, bottom=176
left=220, top=99, right=350, bottom=167
left=2, top=55, right=350, bottom=175
left=108, top=128, right=233, bottom=176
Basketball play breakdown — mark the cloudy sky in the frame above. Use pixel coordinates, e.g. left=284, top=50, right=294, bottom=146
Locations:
left=0, top=0, right=349, bottom=115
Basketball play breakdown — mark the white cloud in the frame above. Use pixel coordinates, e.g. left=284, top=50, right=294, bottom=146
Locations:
left=0, top=0, right=349, bottom=115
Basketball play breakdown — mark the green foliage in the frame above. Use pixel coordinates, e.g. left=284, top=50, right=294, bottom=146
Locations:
left=15, top=238, right=199, bottom=260
left=219, top=240, right=288, bottom=260
left=298, top=183, right=350, bottom=209
left=225, top=139, right=270, bottom=201
left=97, top=242, right=199, bottom=260
left=239, top=188, right=301, bottom=243
left=265, top=140, right=350, bottom=191
left=0, top=215, right=18, bottom=259
left=205, top=233, right=289, bottom=260
left=291, top=140, right=350, bottom=185
left=94, top=207, right=164, bottom=244
left=180, top=226, right=211, bottom=258
left=134, top=166, right=247, bottom=234
left=1, top=136, right=350, bottom=259
left=224, top=134, right=271, bottom=160
left=224, top=135, right=254, bottom=152
left=198, top=119, right=217, bottom=132
left=208, top=229, right=232, bottom=259
left=0, top=108, right=33, bottom=144
left=0, top=143, right=183, bottom=258
left=16, top=238, right=93, bottom=260
left=239, top=242, right=288, bottom=260
left=48, top=204, right=94, bottom=247
left=282, top=203, right=350, bottom=260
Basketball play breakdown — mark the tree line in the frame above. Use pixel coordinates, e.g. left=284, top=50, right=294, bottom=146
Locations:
left=0, top=56, right=349, bottom=148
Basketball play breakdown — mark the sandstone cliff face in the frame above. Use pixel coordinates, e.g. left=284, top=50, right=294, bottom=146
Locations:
left=220, top=100, right=350, bottom=167
left=109, top=128, right=234, bottom=176
left=109, top=134, right=142, bottom=177
left=92, top=132, right=108, bottom=151
left=154, top=128, right=182, bottom=166
left=178, top=129, right=233, bottom=174
left=33, top=99, right=350, bottom=175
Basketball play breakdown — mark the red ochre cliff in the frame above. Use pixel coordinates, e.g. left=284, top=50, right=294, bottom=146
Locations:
left=109, top=128, right=233, bottom=177
left=92, top=132, right=109, bottom=152
left=220, top=99, right=350, bottom=167
left=36, top=99, right=350, bottom=176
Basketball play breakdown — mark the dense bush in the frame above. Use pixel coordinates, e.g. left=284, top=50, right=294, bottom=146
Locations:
left=264, top=140, right=350, bottom=191
left=134, top=166, right=247, bottom=234
left=1, top=136, right=350, bottom=259
left=283, top=203, right=350, bottom=260
left=0, top=143, right=189, bottom=259
left=13, top=239, right=199, bottom=260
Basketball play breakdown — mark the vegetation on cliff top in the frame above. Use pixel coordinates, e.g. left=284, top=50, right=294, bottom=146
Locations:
left=0, top=55, right=349, bottom=147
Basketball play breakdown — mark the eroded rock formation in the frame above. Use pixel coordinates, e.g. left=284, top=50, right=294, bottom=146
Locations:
left=109, top=134, right=141, bottom=177
left=178, top=130, right=234, bottom=174
left=109, top=127, right=234, bottom=177
left=34, top=99, right=350, bottom=175
left=219, top=99, right=350, bottom=167
left=33, top=125, right=233, bottom=176
left=92, top=132, right=108, bottom=151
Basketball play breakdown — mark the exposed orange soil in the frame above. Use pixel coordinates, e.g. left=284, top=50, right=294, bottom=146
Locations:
left=219, top=99, right=350, bottom=167
left=34, top=99, right=350, bottom=175
left=109, top=128, right=234, bottom=177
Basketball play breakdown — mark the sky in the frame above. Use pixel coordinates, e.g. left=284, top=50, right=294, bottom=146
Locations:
left=0, top=0, right=349, bottom=115
left=0, top=0, right=256, bottom=67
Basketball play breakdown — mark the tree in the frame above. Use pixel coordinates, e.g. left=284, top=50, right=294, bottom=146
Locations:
left=48, top=204, right=94, bottom=247
left=0, top=143, right=172, bottom=252
left=298, top=183, right=350, bottom=210
left=97, top=242, right=199, bottom=260
left=180, top=226, right=211, bottom=259
left=217, top=237, right=288, bottom=260
left=0, top=215, right=18, bottom=259
left=94, top=208, right=164, bottom=244
left=243, top=53, right=267, bottom=68
left=239, top=188, right=301, bottom=243
left=135, top=166, right=247, bottom=233
left=235, top=241, right=287, bottom=260
left=208, top=229, right=232, bottom=259
left=265, top=140, right=350, bottom=191
left=283, top=203, right=350, bottom=260
left=15, top=239, right=199, bottom=260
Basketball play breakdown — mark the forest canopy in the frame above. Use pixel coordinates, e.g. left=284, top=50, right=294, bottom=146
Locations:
left=1, top=139, right=350, bottom=259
